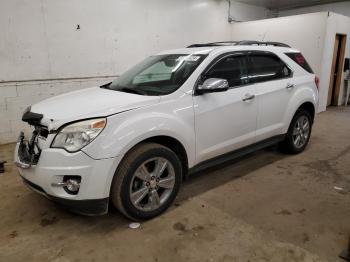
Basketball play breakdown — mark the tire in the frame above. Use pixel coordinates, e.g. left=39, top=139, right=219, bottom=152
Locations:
left=111, top=143, right=182, bottom=221
left=279, top=109, right=313, bottom=154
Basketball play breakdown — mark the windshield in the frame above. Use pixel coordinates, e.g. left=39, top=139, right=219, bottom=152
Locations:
left=102, top=54, right=207, bottom=96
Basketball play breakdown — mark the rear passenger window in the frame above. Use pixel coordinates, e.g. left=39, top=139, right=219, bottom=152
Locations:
left=248, top=54, right=292, bottom=83
left=205, top=55, right=247, bottom=87
left=285, top=52, right=314, bottom=73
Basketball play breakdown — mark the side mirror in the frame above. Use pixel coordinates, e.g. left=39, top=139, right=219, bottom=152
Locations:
left=196, top=78, right=229, bottom=95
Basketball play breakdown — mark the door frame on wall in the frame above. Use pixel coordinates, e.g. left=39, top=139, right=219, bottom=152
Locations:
left=327, top=33, right=347, bottom=107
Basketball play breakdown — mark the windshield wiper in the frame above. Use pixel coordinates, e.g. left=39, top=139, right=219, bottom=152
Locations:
left=118, top=87, right=146, bottom=95
left=101, top=83, right=147, bottom=95
left=100, top=82, right=112, bottom=89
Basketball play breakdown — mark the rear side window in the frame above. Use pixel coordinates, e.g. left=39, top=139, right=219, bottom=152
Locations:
left=205, top=55, right=247, bottom=87
left=285, top=52, right=314, bottom=73
left=248, top=54, right=292, bottom=83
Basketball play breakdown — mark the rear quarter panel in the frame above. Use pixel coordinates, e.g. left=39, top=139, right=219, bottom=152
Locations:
left=281, top=74, right=318, bottom=133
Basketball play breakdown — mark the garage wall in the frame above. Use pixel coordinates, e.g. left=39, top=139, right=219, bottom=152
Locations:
left=230, top=13, right=328, bottom=80
left=0, top=76, right=116, bottom=143
left=1, top=0, right=234, bottom=82
left=320, top=13, right=350, bottom=109
left=279, top=0, right=350, bottom=105
left=230, top=12, right=350, bottom=112
left=229, top=0, right=272, bottom=22
left=278, top=1, right=350, bottom=18
left=0, top=0, right=241, bottom=144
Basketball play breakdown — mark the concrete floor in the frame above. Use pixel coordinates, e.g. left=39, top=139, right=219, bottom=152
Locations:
left=0, top=107, right=349, bottom=262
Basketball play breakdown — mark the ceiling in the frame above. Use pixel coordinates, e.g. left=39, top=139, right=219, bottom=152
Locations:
left=236, top=0, right=348, bottom=10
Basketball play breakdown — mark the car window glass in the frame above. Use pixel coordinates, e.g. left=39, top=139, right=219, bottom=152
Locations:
left=205, top=55, right=247, bottom=87
left=248, top=54, right=291, bottom=83
left=105, top=54, right=207, bottom=96
left=285, top=52, right=314, bottom=73
left=133, top=61, right=172, bottom=84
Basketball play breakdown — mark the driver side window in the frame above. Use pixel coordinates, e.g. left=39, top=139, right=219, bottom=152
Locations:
left=206, top=55, right=247, bottom=87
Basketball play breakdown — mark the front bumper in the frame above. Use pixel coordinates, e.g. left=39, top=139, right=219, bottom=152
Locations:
left=14, top=139, right=122, bottom=216
left=22, top=176, right=108, bottom=215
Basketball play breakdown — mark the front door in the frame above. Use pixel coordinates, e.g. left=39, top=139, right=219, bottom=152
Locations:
left=193, top=54, right=257, bottom=163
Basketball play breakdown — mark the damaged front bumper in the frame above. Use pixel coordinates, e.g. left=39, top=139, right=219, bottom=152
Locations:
left=14, top=130, right=121, bottom=216
left=14, top=131, right=41, bottom=169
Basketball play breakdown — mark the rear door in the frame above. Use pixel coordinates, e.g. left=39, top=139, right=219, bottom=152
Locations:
left=247, top=51, right=294, bottom=142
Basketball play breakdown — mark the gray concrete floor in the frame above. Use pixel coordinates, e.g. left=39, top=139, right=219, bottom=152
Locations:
left=0, top=107, right=350, bottom=262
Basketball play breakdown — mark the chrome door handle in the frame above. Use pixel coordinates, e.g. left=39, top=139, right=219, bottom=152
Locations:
left=242, top=94, right=255, bottom=101
left=286, top=83, right=295, bottom=89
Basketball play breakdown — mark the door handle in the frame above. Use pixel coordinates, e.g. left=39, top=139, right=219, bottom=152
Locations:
left=286, top=83, right=295, bottom=89
left=242, top=94, right=255, bottom=101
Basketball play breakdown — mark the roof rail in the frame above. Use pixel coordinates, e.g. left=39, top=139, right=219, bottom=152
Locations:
left=187, top=40, right=290, bottom=48
left=187, top=41, right=238, bottom=48
left=236, top=41, right=290, bottom=47
left=208, top=41, right=239, bottom=45
left=264, top=41, right=290, bottom=47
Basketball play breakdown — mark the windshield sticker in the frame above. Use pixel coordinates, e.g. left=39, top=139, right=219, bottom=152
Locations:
left=176, top=55, right=201, bottom=62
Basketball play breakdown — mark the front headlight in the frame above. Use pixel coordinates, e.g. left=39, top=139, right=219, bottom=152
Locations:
left=51, top=118, right=106, bottom=152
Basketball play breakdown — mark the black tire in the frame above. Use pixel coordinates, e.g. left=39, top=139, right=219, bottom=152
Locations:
left=279, top=109, right=313, bottom=154
left=111, top=143, right=182, bottom=221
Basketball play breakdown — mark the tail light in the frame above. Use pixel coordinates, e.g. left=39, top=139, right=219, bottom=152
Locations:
left=315, top=76, right=320, bottom=90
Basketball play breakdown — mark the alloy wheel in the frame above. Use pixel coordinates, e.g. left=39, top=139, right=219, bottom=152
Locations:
left=129, top=157, right=175, bottom=212
left=292, top=115, right=310, bottom=148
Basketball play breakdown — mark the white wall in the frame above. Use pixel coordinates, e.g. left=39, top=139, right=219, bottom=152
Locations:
left=231, top=13, right=328, bottom=78
left=0, top=76, right=116, bottom=143
left=0, top=0, right=233, bottom=82
left=277, top=0, right=350, bottom=107
left=0, top=0, right=320, bottom=144
left=0, top=0, right=239, bottom=144
left=320, top=13, right=350, bottom=109
left=278, top=1, right=350, bottom=18
left=231, top=12, right=350, bottom=112
left=229, top=0, right=272, bottom=22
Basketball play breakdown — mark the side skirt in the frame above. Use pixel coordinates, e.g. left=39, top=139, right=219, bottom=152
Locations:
left=188, top=134, right=285, bottom=175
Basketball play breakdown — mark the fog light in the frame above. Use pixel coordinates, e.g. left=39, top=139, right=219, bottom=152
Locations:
left=51, top=176, right=81, bottom=195
left=65, top=179, right=80, bottom=193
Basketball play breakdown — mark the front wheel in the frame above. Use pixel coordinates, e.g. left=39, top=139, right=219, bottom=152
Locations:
left=111, top=143, right=182, bottom=221
left=280, top=109, right=313, bottom=154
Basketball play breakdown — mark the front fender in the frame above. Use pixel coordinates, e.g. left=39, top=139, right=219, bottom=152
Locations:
left=82, top=107, right=196, bottom=167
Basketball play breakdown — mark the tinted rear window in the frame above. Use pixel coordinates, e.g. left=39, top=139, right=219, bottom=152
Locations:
left=248, top=54, right=292, bottom=83
left=285, top=52, right=313, bottom=73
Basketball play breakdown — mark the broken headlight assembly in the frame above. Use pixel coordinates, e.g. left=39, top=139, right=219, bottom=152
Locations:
left=51, top=118, right=106, bottom=153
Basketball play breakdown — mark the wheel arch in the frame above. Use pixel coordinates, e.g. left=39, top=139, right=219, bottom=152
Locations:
left=117, top=135, right=190, bottom=181
left=283, top=97, right=316, bottom=134
left=140, top=135, right=189, bottom=179
left=279, top=101, right=315, bottom=154
left=297, top=101, right=315, bottom=123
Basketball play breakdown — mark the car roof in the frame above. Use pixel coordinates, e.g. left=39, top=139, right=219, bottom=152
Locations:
left=157, top=45, right=300, bottom=56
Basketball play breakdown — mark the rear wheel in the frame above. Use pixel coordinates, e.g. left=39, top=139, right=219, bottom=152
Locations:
left=111, top=143, right=182, bottom=221
left=280, top=109, right=312, bottom=154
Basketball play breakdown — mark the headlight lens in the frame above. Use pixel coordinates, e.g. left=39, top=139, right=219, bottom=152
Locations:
left=51, top=118, right=106, bottom=152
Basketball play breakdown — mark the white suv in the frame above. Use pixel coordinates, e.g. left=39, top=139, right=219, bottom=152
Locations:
left=14, top=41, right=319, bottom=220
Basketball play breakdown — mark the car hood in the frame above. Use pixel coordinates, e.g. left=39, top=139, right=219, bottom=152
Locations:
left=30, top=87, right=160, bottom=130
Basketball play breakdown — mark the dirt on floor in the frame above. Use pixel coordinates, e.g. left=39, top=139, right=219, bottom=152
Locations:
left=0, top=107, right=349, bottom=262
